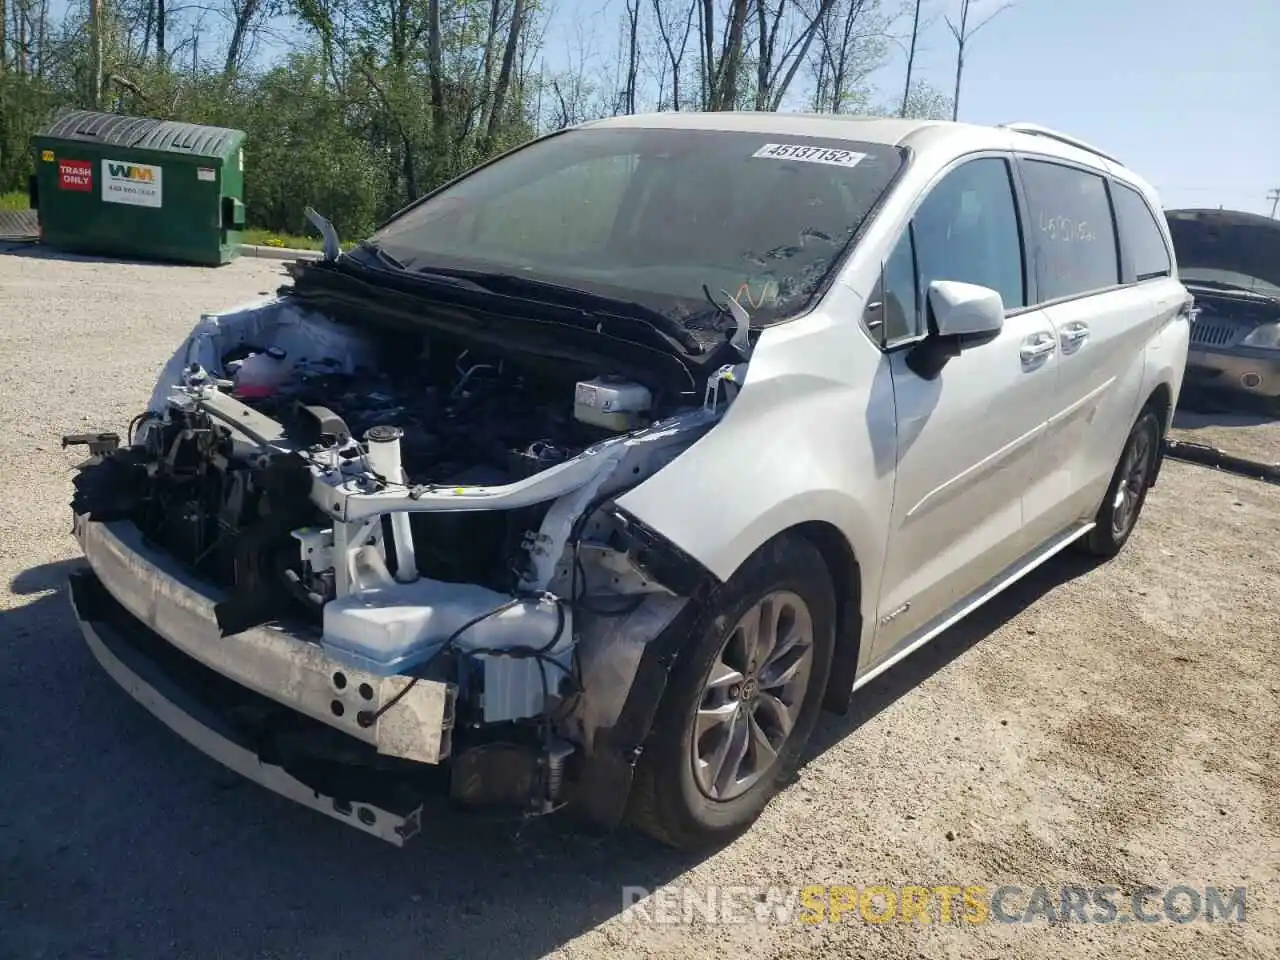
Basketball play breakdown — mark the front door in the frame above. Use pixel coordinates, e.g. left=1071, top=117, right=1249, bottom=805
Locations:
left=871, top=155, right=1060, bottom=662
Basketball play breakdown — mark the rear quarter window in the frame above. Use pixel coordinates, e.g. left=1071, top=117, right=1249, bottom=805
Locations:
left=1110, top=182, right=1172, bottom=281
left=1019, top=159, right=1120, bottom=302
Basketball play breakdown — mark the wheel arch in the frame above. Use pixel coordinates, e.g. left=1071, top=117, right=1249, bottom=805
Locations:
left=1142, top=381, right=1174, bottom=488
left=784, top=520, right=865, bottom=715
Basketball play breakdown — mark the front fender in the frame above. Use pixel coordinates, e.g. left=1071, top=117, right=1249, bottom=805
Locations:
left=614, top=310, right=895, bottom=615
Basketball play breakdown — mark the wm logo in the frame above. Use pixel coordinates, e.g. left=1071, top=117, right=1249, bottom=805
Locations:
left=108, top=163, right=155, bottom=182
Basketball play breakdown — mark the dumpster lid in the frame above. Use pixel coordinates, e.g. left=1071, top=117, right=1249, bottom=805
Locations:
left=37, top=108, right=244, bottom=160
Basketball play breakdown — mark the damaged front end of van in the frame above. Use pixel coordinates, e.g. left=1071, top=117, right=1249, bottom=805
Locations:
left=63, top=254, right=752, bottom=844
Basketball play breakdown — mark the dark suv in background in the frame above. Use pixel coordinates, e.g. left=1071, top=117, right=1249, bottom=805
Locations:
left=1166, top=208, right=1280, bottom=411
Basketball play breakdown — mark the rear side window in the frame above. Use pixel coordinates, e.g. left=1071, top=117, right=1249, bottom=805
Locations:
left=1020, top=159, right=1120, bottom=301
left=1111, top=182, right=1172, bottom=280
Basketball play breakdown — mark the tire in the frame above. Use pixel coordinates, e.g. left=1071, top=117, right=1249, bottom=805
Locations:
left=627, top=534, right=836, bottom=849
left=1078, top=406, right=1163, bottom=557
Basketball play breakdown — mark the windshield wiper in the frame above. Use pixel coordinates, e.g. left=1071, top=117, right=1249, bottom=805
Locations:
left=1183, top=277, right=1280, bottom=301
left=350, top=242, right=495, bottom=294
left=409, top=267, right=709, bottom=355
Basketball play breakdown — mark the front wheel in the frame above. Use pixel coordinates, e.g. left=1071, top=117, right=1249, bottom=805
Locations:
left=627, top=534, right=836, bottom=849
left=1079, top=407, right=1163, bottom=557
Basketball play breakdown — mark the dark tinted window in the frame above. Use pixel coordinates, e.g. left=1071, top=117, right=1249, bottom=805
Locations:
left=1112, top=183, right=1171, bottom=281
left=880, top=227, right=919, bottom=342
left=911, top=157, right=1025, bottom=312
left=1020, top=159, right=1119, bottom=300
left=370, top=128, right=905, bottom=327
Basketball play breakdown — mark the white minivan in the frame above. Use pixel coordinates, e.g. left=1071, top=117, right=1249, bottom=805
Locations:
left=66, top=113, right=1192, bottom=849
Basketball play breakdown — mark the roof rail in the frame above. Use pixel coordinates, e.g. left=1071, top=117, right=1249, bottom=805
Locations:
left=997, top=122, right=1125, bottom=167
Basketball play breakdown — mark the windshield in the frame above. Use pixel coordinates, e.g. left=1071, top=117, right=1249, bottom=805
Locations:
left=368, top=127, right=905, bottom=326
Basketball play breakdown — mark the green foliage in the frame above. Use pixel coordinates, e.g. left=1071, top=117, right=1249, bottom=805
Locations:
left=241, top=228, right=328, bottom=250
left=0, top=0, right=935, bottom=240
left=0, top=192, right=31, bottom=211
left=0, top=75, right=59, bottom=199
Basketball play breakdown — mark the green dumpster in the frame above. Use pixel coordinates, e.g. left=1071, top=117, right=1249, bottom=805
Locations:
left=30, top=108, right=247, bottom=266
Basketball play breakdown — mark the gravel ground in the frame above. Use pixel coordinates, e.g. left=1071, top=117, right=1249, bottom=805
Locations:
left=1168, top=402, right=1280, bottom=465
left=1, top=250, right=1277, bottom=959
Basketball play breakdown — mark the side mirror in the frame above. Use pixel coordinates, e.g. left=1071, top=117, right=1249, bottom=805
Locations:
left=906, top=280, right=1005, bottom=380
left=928, top=280, right=1005, bottom=337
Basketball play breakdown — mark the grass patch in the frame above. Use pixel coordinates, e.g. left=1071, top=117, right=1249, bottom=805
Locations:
left=240, top=228, right=328, bottom=251
left=0, top=192, right=30, bottom=211
left=242, top=228, right=361, bottom=251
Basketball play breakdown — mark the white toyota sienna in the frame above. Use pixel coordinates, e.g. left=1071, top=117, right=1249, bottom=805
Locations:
left=65, top=112, right=1192, bottom=849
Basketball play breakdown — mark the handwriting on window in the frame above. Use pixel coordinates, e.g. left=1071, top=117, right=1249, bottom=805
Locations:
left=1038, top=211, right=1096, bottom=244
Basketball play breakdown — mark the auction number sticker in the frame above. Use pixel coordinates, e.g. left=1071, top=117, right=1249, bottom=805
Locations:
left=752, top=143, right=866, bottom=167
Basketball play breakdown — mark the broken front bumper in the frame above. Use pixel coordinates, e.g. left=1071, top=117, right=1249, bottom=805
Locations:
left=1185, top=344, right=1280, bottom=399
left=68, top=515, right=458, bottom=844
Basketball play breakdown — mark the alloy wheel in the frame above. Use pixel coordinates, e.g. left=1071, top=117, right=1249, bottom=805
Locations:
left=1112, top=426, right=1155, bottom=539
left=690, top=590, right=815, bottom=802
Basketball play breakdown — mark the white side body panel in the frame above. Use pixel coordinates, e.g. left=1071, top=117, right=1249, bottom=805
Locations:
left=615, top=281, right=896, bottom=662
left=617, top=123, right=1191, bottom=690
left=617, top=126, right=1030, bottom=671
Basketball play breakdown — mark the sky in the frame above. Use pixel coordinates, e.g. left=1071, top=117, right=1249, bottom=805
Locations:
left=876, top=0, right=1280, bottom=217
left=544, top=0, right=1279, bottom=217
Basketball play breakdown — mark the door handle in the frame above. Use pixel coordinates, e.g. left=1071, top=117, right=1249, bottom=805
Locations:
left=1020, top=333, right=1057, bottom=364
left=1059, top=322, right=1090, bottom=353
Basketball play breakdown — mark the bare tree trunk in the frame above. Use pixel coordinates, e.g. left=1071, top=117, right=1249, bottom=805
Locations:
left=38, top=0, right=48, bottom=77
left=947, top=0, right=1012, bottom=121
left=1, top=0, right=7, bottom=75
left=15, top=2, right=25, bottom=75
left=427, top=0, right=447, bottom=160
left=766, top=0, right=838, bottom=111
left=710, top=0, right=748, bottom=110
left=699, top=0, right=713, bottom=107
left=900, top=0, right=921, bottom=117
left=755, top=0, right=768, bottom=109
left=624, top=0, right=640, bottom=113
left=485, top=0, right=525, bottom=143
left=476, top=0, right=501, bottom=131
left=89, top=0, right=103, bottom=107
left=142, top=0, right=153, bottom=60
left=157, top=0, right=166, bottom=62
left=224, top=0, right=261, bottom=80
left=950, top=39, right=962, bottom=119
left=651, top=0, right=693, bottom=110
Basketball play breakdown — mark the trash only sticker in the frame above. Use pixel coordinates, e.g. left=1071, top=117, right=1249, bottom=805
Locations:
left=58, top=159, right=93, bottom=191
left=197, top=167, right=216, bottom=182
left=751, top=143, right=866, bottom=168
left=101, top=159, right=163, bottom=207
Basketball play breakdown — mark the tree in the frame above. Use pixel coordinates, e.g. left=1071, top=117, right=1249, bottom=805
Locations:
left=893, top=77, right=951, bottom=119
left=899, top=0, right=921, bottom=117
left=809, top=0, right=887, bottom=114
left=650, top=0, right=695, bottom=110
left=945, top=0, right=1012, bottom=121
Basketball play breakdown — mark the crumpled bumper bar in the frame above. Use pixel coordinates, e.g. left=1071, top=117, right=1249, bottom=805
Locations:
left=68, top=570, right=431, bottom=844
left=68, top=515, right=461, bottom=844
left=72, top=515, right=455, bottom=764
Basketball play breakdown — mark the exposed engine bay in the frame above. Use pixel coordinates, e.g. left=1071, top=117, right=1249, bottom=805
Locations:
left=67, top=290, right=743, bottom=823
left=118, top=331, right=661, bottom=601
